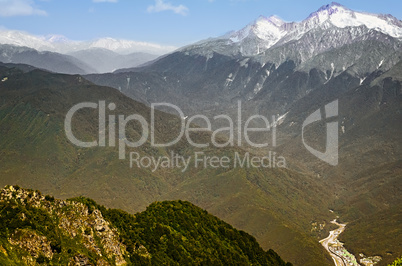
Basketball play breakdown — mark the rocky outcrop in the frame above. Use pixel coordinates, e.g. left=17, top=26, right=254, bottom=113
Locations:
left=0, top=185, right=130, bottom=265
left=9, top=229, right=53, bottom=260
left=58, top=207, right=127, bottom=265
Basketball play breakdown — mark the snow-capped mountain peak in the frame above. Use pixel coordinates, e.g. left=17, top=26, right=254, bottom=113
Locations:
left=221, top=2, right=402, bottom=56
left=305, top=2, right=402, bottom=38
left=311, top=2, right=349, bottom=15
left=0, top=30, right=176, bottom=55
left=0, top=30, right=55, bottom=51
left=306, top=2, right=353, bottom=24
left=228, top=15, right=286, bottom=48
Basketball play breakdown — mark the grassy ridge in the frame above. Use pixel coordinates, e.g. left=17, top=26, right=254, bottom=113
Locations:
left=0, top=185, right=292, bottom=265
left=75, top=196, right=292, bottom=265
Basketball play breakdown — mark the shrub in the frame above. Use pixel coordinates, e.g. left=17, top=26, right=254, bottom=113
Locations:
left=36, top=254, right=49, bottom=264
left=389, top=257, right=402, bottom=266
left=44, top=195, right=55, bottom=202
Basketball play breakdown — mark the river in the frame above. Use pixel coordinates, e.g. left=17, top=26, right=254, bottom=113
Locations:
left=319, top=219, right=359, bottom=266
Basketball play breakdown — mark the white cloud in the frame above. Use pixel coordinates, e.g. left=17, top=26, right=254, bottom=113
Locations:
left=92, top=0, right=118, bottom=2
left=147, top=0, right=189, bottom=16
left=0, top=0, right=47, bottom=17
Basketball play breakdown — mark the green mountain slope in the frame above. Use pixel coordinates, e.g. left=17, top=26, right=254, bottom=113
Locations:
left=273, top=60, right=402, bottom=265
left=0, top=185, right=291, bottom=265
left=0, top=65, right=334, bottom=265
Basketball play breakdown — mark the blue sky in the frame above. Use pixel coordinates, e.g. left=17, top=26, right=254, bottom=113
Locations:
left=0, top=0, right=401, bottom=47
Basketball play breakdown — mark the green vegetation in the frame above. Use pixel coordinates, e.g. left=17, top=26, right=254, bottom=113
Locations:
left=133, top=200, right=290, bottom=265
left=340, top=205, right=402, bottom=266
left=0, top=186, right=291, bottom=265
left=389, top=257, right=402, bottom=266
left=70, top=195, right=291, bottom=265
left=0, top=186, right=115, bottom=265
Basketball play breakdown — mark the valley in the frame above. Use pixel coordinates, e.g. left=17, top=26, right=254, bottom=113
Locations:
left=0, top=1, right=401, bottom=265
left=0, top=65, right=335, bottom=265
left=320, top=219, right=359, bottom=266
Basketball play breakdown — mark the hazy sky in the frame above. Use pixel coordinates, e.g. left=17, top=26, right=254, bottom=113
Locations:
left=0, top=0, right=401, bottom=47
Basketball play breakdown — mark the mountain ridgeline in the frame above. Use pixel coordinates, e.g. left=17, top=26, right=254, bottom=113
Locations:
left=0, top=185, right=291, bottom=265
left=0, top=44, right=159, bottom=75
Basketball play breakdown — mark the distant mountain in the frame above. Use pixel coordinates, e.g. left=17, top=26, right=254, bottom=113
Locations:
left=85, top=37, right=176, bottom=55
left=0, top=185, right=291, bottom=265
left=0, top=44, right=160, bottom=74
left=0, top=29, right=176, bottom=55
left=68, top=48, right=159, bottom=73
left=0, top=30, right=56, bottom=52
left=0, top=44, right=96, bottom=75
left=0, top=30, right=167, bottom=73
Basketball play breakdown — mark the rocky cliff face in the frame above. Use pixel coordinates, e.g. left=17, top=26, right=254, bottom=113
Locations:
left=0, top=185, right=135, bottom=265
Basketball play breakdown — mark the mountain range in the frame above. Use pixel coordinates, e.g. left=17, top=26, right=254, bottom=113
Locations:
left=0, top=31, right=169, bottom=74
left=0, top=44, right=159, bottom=74
left=186, top=2, right=402, bottom=57
left=0, top=2, right=401, bottom=266
left=0, top=30, right=176, bottom=55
